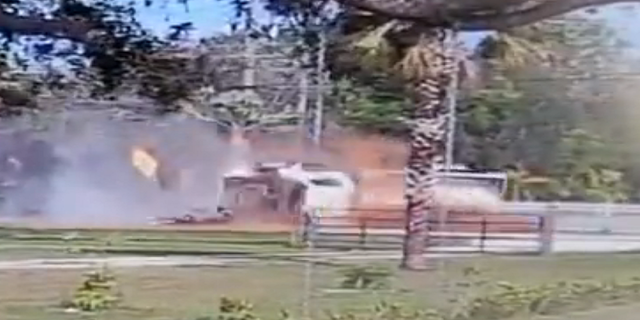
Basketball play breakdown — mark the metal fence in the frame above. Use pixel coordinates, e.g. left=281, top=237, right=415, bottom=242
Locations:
left=502, top=202, right=640, bottom=216
left=298, top=210, right=553, bottom=254
left=504, top=202, right=640, bottom=236
left=294, top=202, right=640, bottom=255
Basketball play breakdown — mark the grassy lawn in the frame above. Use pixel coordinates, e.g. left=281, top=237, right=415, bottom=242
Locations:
left=3, top=254, right=640, bottom=319
left=0, top=225, right=294, bottom=241
left=0, top=226, right=304, bottom=258
left=521, top=304, right=640, bottom=320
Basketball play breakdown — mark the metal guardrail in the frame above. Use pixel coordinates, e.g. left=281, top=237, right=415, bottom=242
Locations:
left=295, top=202, right=640, bottom=255
left=299, top=213, right=552, bottom=254
left=503, top=202, right=640, bottom=216
left=303, top=202, right=640, bottom=217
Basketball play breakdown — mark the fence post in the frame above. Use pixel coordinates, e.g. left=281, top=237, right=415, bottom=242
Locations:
left=480, top=216, right=487, bottom=253
left=358, top=217, right=368, bottom=249
left=600, top=202, right=612, bottom=234
left=539, top=215, right=554, bottom=255
left=293, top=210, right=305, bottom=246
left=290, top=220, right=298, bottom=247
left=300, top=211, right=311, bottom=245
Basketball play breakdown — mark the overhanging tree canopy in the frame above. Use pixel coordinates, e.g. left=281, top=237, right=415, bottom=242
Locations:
left=1, top=0, right=634, bottom=50
left=331, top=0, right=635, bottom=29
left=0, top=0, right=633, bottom=102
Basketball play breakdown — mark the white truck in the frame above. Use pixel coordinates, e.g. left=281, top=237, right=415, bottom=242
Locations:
left=221, top=161, right=357, bottom=217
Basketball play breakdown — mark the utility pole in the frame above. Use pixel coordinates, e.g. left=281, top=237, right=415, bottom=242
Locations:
left=297, top=53, right=309, bottom=133
left=438, top=31, right=459, bottom=273
left=243, top=31, right=257, bottom=89
left=444, top=73, right=457, bottom=171
left=444, top=32, right=459, bottom=171
left=225, top=25, right=258, bottom=175
left=242, top=0, right=258, bottom=89
left=312, top=32, right=326, bottom=145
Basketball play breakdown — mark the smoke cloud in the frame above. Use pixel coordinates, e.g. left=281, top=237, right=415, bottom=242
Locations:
left=0, top=101, right=233, bottom=227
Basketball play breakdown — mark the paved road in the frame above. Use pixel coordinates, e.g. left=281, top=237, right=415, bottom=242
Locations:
left=470, top=233, right=640, bottom=253
left=0, top=251, right=474, bottom=270
left=554, top=214, right=640, bottom=234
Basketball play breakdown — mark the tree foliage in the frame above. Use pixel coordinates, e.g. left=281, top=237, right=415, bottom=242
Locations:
left=0, top=0, right=629, bottom=110
left=335, top=16, right=637, bottom=202
left=0, top=0, right=636, bottom=203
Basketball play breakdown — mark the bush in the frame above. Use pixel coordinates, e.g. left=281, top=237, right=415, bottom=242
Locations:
left=339, top=265, right=393, bottom=290
left=457, top=278, right=640, bottom=320
left=332, top=266, right=640, bottom=320
left=63, top=265, right=120, bottom=312
left=327, top=301, right=445, bottom=320
left=218, top=297, right=260, bottom=320
left=194, top=297, right=292, bottom=320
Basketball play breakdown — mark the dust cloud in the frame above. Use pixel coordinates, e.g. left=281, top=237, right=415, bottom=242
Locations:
left=0, top=100, right=235, bottom=227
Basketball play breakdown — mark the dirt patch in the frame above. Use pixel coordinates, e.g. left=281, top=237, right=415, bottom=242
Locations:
left=2, top=208, right=536, bottom=234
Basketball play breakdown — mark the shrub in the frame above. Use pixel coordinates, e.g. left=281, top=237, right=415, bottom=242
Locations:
left=458, top=278, right=640, bottom=320
left=327, top=301, right=444, bottom=320
left=218, top=297, right=260, bottom=320
left=339, top=265, right=393, bottom=290
left=64, top=265, right=120, bottom=312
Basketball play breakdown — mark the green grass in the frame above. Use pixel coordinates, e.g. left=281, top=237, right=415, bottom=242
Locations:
left=3, top=253, right=640, bottom=319
left=0, top=226, right=292, bottom=238
left=0, top=227, right=293, bottom=243
left=0, top=226, right=303, bottom=258
left=512, top=303, right=640, bottom=320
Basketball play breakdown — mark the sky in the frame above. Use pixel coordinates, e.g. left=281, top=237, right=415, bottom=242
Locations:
left=134, top=1, right=640, bottom=49
left=135, top=1, right=242, bottom=38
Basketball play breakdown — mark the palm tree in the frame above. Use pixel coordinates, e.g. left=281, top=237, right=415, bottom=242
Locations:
left=336, top=11, right=550, bottom=269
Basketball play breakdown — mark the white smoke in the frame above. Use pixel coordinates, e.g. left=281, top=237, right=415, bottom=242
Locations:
left=0, top=100, right=234, bottom=227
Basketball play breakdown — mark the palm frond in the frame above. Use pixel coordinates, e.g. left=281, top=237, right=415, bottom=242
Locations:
left=349, top=20, right=396, bottom=53
left=341, top=20, right=399, bottom=72
left=396, top=35, right=441, bottom=81
left=396, top=35, right=479, bottom=86
left=476, top=32, right=553, bottom=68
left=340, top=19, right=483, bottom=84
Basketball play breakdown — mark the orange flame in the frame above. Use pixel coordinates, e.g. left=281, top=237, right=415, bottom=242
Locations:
left=131, top=146, right=159, bottom=181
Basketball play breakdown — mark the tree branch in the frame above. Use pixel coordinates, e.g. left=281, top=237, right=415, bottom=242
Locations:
left=0, top=11, right=92, bottom=42
left=178, top=100, right=233, bottom=128
left=339, top=0, right=444, bottom=20
left=338, top=0, right=640, bottom=30
left=460, top=0, right=639, bottom=30
left=0, top=0, right=634, bottom=44
left=340, top=0, right=534, bottom=20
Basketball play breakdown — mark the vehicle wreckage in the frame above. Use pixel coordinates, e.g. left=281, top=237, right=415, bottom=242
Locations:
left=0, top=139, right=517, bottom=231
left=150, top=157, right=516, bottom=230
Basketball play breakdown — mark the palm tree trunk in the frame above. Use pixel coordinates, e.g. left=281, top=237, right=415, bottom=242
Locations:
left=401, top=30, right=457, bottom=270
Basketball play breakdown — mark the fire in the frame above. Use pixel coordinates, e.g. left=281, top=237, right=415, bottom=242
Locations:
left=131, top=146, right=159, bottom=181
left=130, top=145, right=181, bottom=190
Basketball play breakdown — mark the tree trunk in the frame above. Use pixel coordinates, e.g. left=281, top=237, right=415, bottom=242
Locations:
left=401, top=30, right=456, bottom=270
